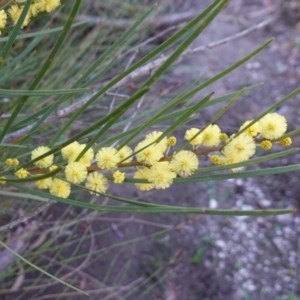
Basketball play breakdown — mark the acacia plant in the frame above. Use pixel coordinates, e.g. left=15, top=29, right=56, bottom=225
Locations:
left=0, top=0, right=300, bottom=297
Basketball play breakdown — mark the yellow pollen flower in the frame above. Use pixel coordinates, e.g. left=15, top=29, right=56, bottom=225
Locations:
left=209, top=155, right=222, bottom=165
left=201, top=124, right=221, bottom=147
left=148, top=163, right=176, bottom=189
left=35, top=178, right=52, bottom=189
left=260, top=140, right=273, bottom=150
left=96, top=147, right=119, bottom=170
left=29, top=2, right=44, bottom=16
left=170, top=150, right=199, bottom=176
left=167, top=136, right=177, bottom=146
left=49, top=165, right=58, bottom=171
left=5, top=158, right=19, bottom=167
left=40, top=0, right=61, bottom=13
left=113, top=170, right=125, bottom=184
left=8, top=4, right=31, bottom=28
left=223, top=134, right=256, bottom=162
left=85, top=172, right=108, bottom=194
left=61, top=141, right=81, bottom=162
left=77, top=144, right=94, bottom=167
left=185, top=128, right=203, bottom=146
left=117, top=146, right=133, bottom=163
left=0, top=10, right=7, bottom=31
left=258, top=113, right=287, bottom=140
left=65, top=162, right=87, bottom=184
left=14, top=168, right=29, bottom=179
left=12, top=159, right=19, bottom=166
left=133, top=168, right=154, bottom=191
left=279, top=137, right=292, bottom=147
left=239, top=120, right=259, bottom=137
left=49, top=178, right=70, bottom=198
left=219, top=133, right=228, bottom=142
left=0, top=176, right=6, bottom=184
left=5, top=158, right=14, bottom=167
left=135, top=140, right=163, bottom=166
left=31, top=146, right=54, bottom=168
left=145, top=131, right=168, bottom=153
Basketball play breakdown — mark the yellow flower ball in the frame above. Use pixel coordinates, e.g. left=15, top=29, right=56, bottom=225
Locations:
left=30, top=3, right=43, bottom=17
left=185, top=128, right=202, bottom=146
left=169, top=150, right=199, bottom=176
left=145, top=131, right=168, bottom=153
left=35, top=178, right=52, bottom=189
left=223, top=134, right=256, bottom=162
left=260, top=140, right=273, bottom=150
left=41, top=0, right=61, bottom=13
left=5, top=158, right=13, bottom=167
left=148, top=162, right=176, bottom=189
left=202, top=124, right=221, bottom=146
left=65, top=162, right=87, bottom=184
left=31, top=146, right=54, bottom=169
left=279, top=137, right=292, bottom=147
left=77, top=144, right=94, bottom=167
left=49, top=178, right=71, bottom=198
left=14, top=168, right=29, bottom=179
left=258, top=113, right=287, bottom=140
left=61, top=141, right=81, bottom=162
left=209, top=155, right=222, bottom=165
left=0, top=10, right=7, bottom=30
left=117, top=146, right=133, bottom=163
left=133, top=167, right=154, bottom=191
left=135, top=140, right=163, bottom=166
left=113, top=170, right=126, bottom=184
left=8, top=4, right=31, bottom=28
left=167, top=136, right=177, bottom=146
left=219, top=133, right=228, bottom=142
left=12, top=158, right=19, bottom=166
left=96, top=147, right=119, bottom=170
left=239, top=120, right=259, bottom=137
left=0, top=176, right=6, bottom=184
left=49, top=165, right=58, bottom=171
left=85, top=172, right=108, bottom=194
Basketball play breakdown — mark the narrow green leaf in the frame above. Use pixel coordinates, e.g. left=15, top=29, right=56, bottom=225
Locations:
left=0, top=88, right=88, bottom=97
left=0, top=143, right=27, bottom=148
left=0, top=190, right=48, bottom=201
left=173, top=164, right=300, bottom=183
left=10, top=183, right=295, bottom=216
left=0, top=22, right=87, bottom=42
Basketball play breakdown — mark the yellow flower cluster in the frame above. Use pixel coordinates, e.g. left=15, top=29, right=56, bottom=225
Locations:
left=132, top=131, right=198, bottom=190
left=209, top=112, right=289, bottom=167
left=1, top=112, right=293, bottom=199
left=0, top=0, right=61, bottom=33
